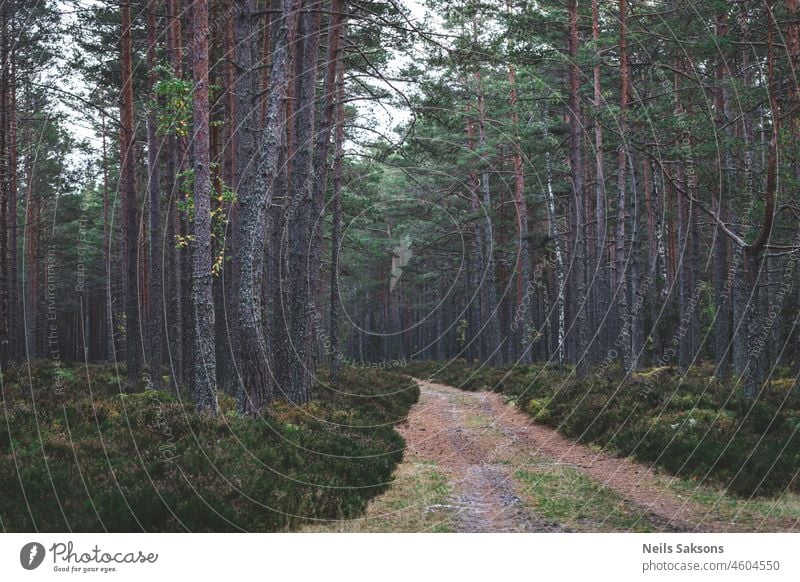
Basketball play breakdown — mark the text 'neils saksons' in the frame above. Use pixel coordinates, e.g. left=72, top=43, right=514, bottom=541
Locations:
left=643, top=543, right=724, bottom=554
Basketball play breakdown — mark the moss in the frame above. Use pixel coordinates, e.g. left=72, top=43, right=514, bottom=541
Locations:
left=0, top=364, right=418, bottom=532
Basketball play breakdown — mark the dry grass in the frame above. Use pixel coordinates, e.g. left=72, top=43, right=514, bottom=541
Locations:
left=304, top=461, right=455, bottom=532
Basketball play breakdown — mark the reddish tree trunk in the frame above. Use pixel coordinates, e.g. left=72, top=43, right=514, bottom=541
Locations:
left=120, top=0, right=143, bottom=382
left=329, top=52, right=346, bottom=384
left=146, top=0, right=163, bottom=389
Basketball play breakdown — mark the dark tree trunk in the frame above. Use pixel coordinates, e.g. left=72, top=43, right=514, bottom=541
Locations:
left=314, top=0, right=346, bottom=374
left=228, top=0, right=261, bottom=409
left=712, top=8, right=732, bottom=378
left=286, top=0, right=322, bottom=403
left=568, top=0, right=588, bottom=376
left=7, top=19, right=18, bottom=360
left=466, top=118, right=486, bottom=363
left=120, top=0, right=143, bottom=383
left=146, top=0, right=163, bottom=389
left=329, top=48, right=346, bottom=384
left=616, top=0, right=631, bottom=373
left=165, top=0, right=185, bottom=390
left=238, top=0, right=300, bottom=412
left=591, top=0, right=610, bottom=362
left=474, top=66, right=501, bottom=365
left=627, top=155, right=642, bottom=370
left=189, top=0, right=218, bottom=412
left=508, top=50, right=531, bottom=363
left=742, top=1, right=778, bottom=398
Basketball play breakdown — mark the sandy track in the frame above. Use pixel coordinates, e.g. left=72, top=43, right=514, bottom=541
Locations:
left=311, top=378, right=795, bottom=532
left=402, top=379, right=792, bottom=532
left=400, top=382, right=565, bottom=532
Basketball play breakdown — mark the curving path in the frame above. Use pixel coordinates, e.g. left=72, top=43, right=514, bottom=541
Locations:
left=309, top=379, right=798, bottom=533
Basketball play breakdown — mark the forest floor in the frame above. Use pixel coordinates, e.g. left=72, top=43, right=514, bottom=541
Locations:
left=308, top=379, right=799, bottom=533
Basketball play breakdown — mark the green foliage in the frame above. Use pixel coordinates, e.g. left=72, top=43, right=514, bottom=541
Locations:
left=0, top=362, right=418, bottom=531
left=153, top=67, right=193, bottom=138
left=514, top=467, right=663, bottom=532
left=174, top=167, right=237, bottom=274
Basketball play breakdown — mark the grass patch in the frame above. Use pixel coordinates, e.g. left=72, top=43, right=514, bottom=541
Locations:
left=514, top=467, right=667, bottom=532
left=0, top=361, right=419, bottom=532
left=306, top=461, right=454, bottom=532
left=667, top=478, right=800, bottom=529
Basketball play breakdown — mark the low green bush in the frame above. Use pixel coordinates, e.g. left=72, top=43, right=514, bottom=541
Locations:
left=405, top=359, right=799, bottom=497
left=0, top=362, right=418, bottom=531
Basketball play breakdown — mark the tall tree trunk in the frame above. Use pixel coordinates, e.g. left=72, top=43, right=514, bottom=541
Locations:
left=119, top=0, right=143, bottom=383
left=627, top=155, right=642, bottom=369
left=101, top=119, right=112, bottom=361
left=507, top=2, right=531, bottom=363
left=0, top=10, right=8, bottom=366
left=7, top=16, right=18, bottom=360
left=545, top=152, right=565, bottom=363
left=287, top=0, right=322, bottom=403
left=568, top=0, right=588, bottom=376
left=644, top=159, right=667, bottom=359
left=147, top=0, right=163, bottom=389
left=742, top=0, right=778, bottom=398
left=0, top=10, right=7, bottom=365
left=229, top=0, right=261, bottom=410
left=592, top=0, right=609, bottom=362
left=712, top=8, right=731, bottom=378
left=329, top=52, right=345, bottom=384
left=214, top=0, right=239, bottom=395
left=466, top=118, right=486, bottom=363
left=189, top=0, right=218, bottom=412
left=23, top=154, right=37, bottom=357
left=676, top=157, right=692, bottom=372
left=165, top=0, right=185, bottom=389
left=616, top=0, right=631, bottom=372
left=312, top=0, right=346, bottom=368
left=260, top=0, right=273, bottom=125
left=474, top=65, right=501, bottom=365
left=239, top=0, right=300, bottom=411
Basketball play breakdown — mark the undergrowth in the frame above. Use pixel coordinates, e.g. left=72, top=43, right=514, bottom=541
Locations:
left=0, top=361, right=418, bottom=531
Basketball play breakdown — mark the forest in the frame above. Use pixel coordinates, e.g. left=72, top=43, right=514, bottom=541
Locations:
left=0, top=0, right=799, bottom=532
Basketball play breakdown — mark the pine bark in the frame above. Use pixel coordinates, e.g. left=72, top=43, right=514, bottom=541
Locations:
left=147, top=0, right=164, bottom=389
left=287, top=0, right=322, bottom=403
left=189, top=0, right=218, bottom=412
left=712, top=9, right=731, bottom=378
left=120, top=0, right=143, bottom=382
left=507, top=35, right=531, bottom=362
left=312, top=0, right=346, bottom=369
left=592, top=0, right=609, bottom=359
left=474, top=66, right=502, bottom=365
left=232, top=0, right=267, bottom=413
left=329, top=53, right=345, bottom=384
left=466, top=118, right=486, bottom=363
left=165, top=0, right=185, bottom=389
left=742, top=1, right=778, bottom=398
left=238, top=0, right=300, bottom=411
left=615, top=0, right=631, bottom=372
left=568, top=0, right=588, bottom=376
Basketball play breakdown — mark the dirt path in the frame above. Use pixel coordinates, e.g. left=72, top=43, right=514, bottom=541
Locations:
left=310, top=379, right=797, bottom=532
left=400, top=380, right=566, bottom=532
